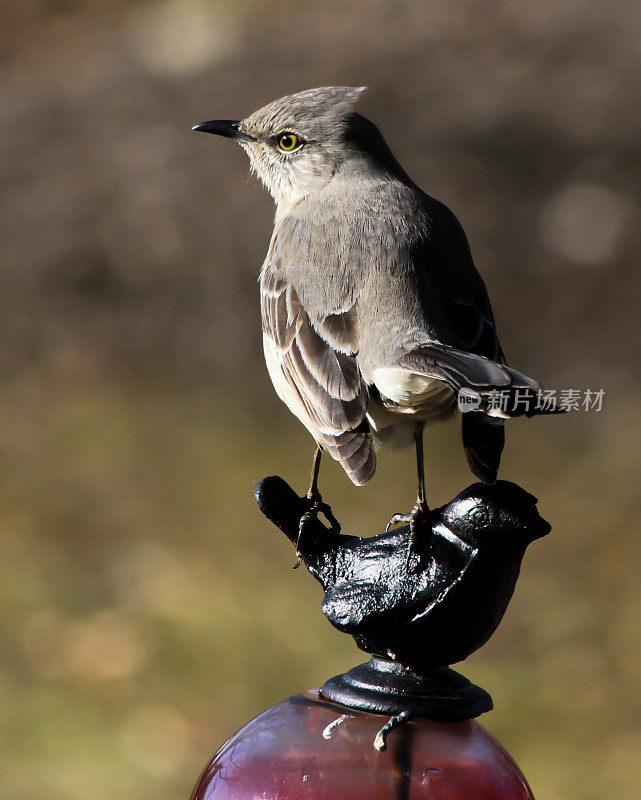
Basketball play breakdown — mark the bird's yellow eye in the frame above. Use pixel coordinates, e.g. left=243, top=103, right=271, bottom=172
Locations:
left=277, top=132, right=300, bottom=152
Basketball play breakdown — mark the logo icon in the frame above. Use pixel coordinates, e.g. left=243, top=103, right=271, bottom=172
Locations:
left=457, top=387, right=482, bottom=413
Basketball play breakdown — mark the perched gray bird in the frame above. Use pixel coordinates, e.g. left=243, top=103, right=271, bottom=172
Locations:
left=194, top=87, right=555, bottom=542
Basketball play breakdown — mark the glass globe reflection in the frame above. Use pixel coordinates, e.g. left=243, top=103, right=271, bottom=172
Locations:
left=191, top=691, right=533, bottom=800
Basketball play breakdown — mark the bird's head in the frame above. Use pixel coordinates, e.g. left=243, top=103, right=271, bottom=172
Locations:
left=193, top=86, right=400, bottom=207
left=440, top=481, right=552, bottom=550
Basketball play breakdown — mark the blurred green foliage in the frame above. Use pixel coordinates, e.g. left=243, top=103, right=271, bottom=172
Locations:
left=1, top=378, right=639, bottom=799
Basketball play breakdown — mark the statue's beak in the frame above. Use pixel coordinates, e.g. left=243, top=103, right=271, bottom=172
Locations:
left=191, top=120, right=256, bottom=142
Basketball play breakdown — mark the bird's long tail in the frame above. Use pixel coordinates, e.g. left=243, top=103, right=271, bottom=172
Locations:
left=461, top=412, right=505, bottom=483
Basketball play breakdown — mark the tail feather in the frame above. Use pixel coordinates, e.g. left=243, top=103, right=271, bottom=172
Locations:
left=462, top=412, right=505, bottom=483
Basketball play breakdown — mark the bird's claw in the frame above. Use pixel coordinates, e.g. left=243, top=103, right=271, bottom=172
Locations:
left=385, top=503, right=430, bottom=538
left=385, top=512, right=410, bottom=533
left=293, top=494, right=341, bottom=569
left=385, top=503, right=431, bottom=571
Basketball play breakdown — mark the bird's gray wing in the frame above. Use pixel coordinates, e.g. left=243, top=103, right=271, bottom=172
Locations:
left=409, top=198, right=533, bottom=481
left=260, top=257, right=375, bottom=486
left=415, top=197, right=505, bottom=362
left=400, top=343, right=541, bottom=405
left=398, top=340, right=556, bottom=481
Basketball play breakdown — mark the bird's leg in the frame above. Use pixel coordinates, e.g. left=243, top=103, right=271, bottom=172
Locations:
left=386, top=425, right=431, bottom=552
left=294, top=445, right=340, bottom=568
left=412, top=422, right=429, bottom=546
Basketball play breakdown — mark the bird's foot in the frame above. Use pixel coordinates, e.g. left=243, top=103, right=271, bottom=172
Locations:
left=385, top=502, right=431, bottom=538
left=385, top=503, right=431, bottom=571
left=293, top=492, right=341, bottom=569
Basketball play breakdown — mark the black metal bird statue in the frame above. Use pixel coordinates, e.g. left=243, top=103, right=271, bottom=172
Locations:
left=255, top=475, right=550, bottom=748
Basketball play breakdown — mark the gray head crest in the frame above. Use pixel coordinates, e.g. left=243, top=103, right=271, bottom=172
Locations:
left=242, top=86, right=367, bottom=140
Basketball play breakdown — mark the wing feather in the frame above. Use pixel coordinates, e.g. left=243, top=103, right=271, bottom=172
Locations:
left=260, top=261, right=375, bottom=485
left=414, top=198, right=505, bottom=364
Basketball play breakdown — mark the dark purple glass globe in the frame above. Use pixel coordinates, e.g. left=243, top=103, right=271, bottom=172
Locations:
left=191, top=691, right=534, bottom=800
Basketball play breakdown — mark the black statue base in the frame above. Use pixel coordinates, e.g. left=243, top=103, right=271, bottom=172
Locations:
left=321, top=656, right=492, bottom=721
left=255, top=474, right=549, bottom=743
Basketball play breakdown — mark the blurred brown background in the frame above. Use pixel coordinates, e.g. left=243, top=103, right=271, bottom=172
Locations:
left=1, top=1, right=640, bottom=798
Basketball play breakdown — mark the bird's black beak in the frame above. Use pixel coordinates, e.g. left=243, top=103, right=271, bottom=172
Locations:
left=191, top=120, right=256, bottom=142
